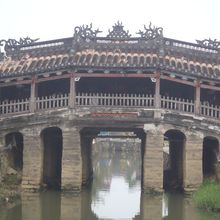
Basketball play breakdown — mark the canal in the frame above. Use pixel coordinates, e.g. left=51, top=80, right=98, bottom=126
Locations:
left=0, top=140, right=219, bottom=220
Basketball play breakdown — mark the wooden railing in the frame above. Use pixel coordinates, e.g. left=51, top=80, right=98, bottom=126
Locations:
left=161, top=96, right=194, bottom=113
left=0, top=93, right=219, bottom=120
left=200, top=102, right=220, bottom=118
left=76, top=93, right=154, bottom=107
left=36, top=94, right=69, bottom=110
left=0, top=99, right=29, bottom=115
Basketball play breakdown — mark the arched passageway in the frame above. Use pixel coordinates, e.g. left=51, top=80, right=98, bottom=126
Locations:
left=163, top=130, right=185, bottom=191
left=80, top=127, right=143, bottom=219
left=41, top=127, right=63, bottom=190
left=203, top=136, right=219, bottom=180
left=5, top=132, right=24, bottom=172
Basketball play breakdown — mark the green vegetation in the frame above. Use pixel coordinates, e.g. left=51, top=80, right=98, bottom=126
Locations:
left=193, top=182, right=220, bottom=212
left=0, top=174, right=21, bottom=204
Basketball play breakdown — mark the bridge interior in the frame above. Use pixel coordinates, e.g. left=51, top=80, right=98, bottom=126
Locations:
left=0, top=76, right=220, bottom=107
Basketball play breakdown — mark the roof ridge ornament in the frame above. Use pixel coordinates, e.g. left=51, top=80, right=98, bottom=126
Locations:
left=137, top=22, right=163, bottom=40
left=107, top=21, right=131, bottom=39
left=73, top=24, right=102, bottom=42
left=196, top=38, right=220, bottom=49
left=0, top=37, right=39, bottom=59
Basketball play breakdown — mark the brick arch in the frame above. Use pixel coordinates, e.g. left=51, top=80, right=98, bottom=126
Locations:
left=163, top=129, right=186, bottom=191
left=5, top=131, right=24, bottom=173
left=202, top=136, right=219, bottom=181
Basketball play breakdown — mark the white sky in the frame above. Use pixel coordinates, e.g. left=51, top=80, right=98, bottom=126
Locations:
left=1, top=0, right=219, bottom=43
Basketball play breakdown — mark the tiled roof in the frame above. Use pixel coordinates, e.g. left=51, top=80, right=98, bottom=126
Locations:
left=0, top=23, right=220, bottom=81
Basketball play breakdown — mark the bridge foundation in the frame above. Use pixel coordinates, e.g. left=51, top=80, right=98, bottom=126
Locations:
left=184, top=132, right=203, bottom=191
left=22, top=129, right=42, bottom=190
left=61, top=128, right=82, bottom=191
left=143, top=129, right=164, bottom=192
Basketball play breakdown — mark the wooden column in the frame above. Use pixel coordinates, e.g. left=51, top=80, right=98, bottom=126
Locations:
left=30, top=75, right=37, bottom=112
left=69, top=74, right=76, bottom=108
left=154, top=72, right=161, bottom=108
left=194, top=79, right=201, bottom=115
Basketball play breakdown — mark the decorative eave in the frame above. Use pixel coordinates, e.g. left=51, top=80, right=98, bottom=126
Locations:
left=0, top=22, right=220, bottom=83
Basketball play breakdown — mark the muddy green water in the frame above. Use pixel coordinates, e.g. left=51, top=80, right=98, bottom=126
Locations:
left=0, top=148, right=219, bottom=220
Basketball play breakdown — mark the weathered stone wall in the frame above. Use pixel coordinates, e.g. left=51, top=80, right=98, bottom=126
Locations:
left=22, top=127, right=42, bottom=190
left=62, top=127, right=82, bottom=191
left=143, top=126, right=164, bottom=192
left=184, top=132, right=203, bottom=191
left=0, top=108, right=219, bottom=192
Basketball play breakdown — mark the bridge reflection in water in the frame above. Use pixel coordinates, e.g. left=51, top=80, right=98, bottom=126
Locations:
left=0, top=142, right=220, bottom=220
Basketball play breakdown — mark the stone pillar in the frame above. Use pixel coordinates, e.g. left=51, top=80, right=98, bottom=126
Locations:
left=62, top=127, right=82, bottom=191
left=143, top=129, right=164, bottom=192
left=30, top=75, right=37, bottom=113
left=22, top=129, right=42, bottom=190
left=81, top=135, right=93, bottom=185
left=69, top=74, right=76, bottom=108
left=194, top=79, right=201, bottom=115
left=184, top=132, right=203, bottom=191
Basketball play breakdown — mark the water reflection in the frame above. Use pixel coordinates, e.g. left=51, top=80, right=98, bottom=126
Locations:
left=1, top=142, right=220, bottom=220
left=91, top=144, right=141, bottom=219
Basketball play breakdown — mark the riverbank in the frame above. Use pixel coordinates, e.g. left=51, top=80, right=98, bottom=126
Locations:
left=0, top=174, right=21, bottom=205
left=193, top=182, right=220, bottom=212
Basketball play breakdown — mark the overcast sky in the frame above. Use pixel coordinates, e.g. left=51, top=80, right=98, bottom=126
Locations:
left=1, top=0, right=219, bottom=43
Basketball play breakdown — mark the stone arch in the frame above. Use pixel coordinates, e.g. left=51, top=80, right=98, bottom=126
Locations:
left=202, top=136, right=219, bottom=180
left=5, top=131, right=24, bottom=172
left=40, top=127, right=63, bottom=190
left=163, top=129, right=186, bottom=191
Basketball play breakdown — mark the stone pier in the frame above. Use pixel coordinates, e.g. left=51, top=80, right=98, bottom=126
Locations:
left=62, top=127, right=82, bottom=191
left=143, top=128, right=164, bottom=192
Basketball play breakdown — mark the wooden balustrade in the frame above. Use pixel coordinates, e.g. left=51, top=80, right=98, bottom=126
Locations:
left=0, top=98, right=29, bottom=115
left=200, top=102, right=220, bottom=119
left=76, top=93, right=154, bottom=107
left=36, top=94, right=69, bottom=110
left=161, top=96, right=194, bottom=113
left=0, top=93, right=219, bottom=119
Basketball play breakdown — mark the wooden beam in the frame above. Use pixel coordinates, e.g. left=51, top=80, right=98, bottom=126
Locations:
left=200, top=83, right=220, bottom=91
left=160, top=75, right=195, bottom=86
left=0, top=79, right=32, bottom=88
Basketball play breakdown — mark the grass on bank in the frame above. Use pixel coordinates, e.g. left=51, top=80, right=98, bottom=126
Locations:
left=193, top=181, right=220, bottom=212
left=0, top=174, right=21, bottom=204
